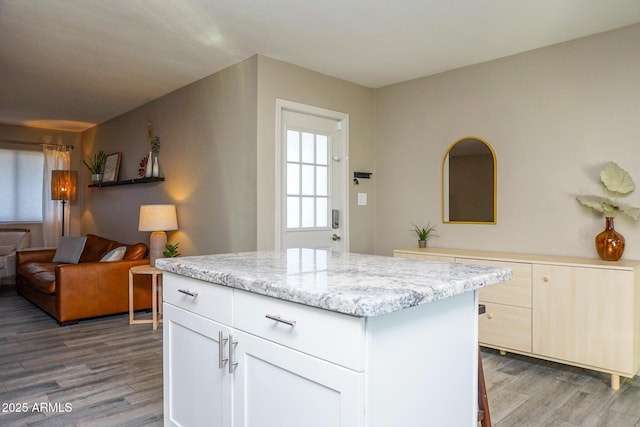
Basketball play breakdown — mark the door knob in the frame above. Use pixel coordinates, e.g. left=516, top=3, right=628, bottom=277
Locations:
left=331, top=234, right=341, bottom=241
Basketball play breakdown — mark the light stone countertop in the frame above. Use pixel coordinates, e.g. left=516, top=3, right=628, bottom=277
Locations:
left=156, top=249, right=512, bottom=317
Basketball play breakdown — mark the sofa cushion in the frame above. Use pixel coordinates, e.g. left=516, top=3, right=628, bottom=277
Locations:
left=79, top=234, right=120, bottom=263
left=100, top=246, right=126, bottom=262
left=124, top=243, right=148, bottom=260
left=53, top=236, right=87, bottom=264
left=0, top=244, right=15, bottom=256
left=18, top=262, right=57, bottom=294
left=18, top=261, right=57, bottom=276
left=30, top=271, right=57, bottom=294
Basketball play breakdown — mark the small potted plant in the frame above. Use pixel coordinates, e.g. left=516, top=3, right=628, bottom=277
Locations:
left=412, top=222, right=438, bottom=248
left=83, top=150, right=107, bottom=183
left=163, top=242, right=180, bottom=258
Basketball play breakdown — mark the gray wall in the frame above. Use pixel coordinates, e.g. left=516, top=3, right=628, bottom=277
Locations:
left=81, top=58, right=258, bottom=255
left=374, top=24, right=640, bottom=258
left=80, top=55, right=376, bottom=256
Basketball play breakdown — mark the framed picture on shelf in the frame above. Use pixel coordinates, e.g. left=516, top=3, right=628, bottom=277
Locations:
left=102, top=152, right=121, bottom=183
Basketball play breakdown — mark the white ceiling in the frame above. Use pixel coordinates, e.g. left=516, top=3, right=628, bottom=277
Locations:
left=1, top=0, right=639, bottom=132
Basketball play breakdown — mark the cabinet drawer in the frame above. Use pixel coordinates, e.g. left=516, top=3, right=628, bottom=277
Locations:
left=233, top=289, right=365, bottom=371
left=479, top=302, right=531, bottom=353
left=457, top=258, right=532, bottom=307
left=163, top=272, right=233, bottom=325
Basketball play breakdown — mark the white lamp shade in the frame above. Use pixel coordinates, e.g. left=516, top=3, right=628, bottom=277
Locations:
left=138, top=204, right=178, bottom=232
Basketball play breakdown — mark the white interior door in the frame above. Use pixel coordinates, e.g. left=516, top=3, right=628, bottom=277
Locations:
left=278, top=104, right=348, bottom=251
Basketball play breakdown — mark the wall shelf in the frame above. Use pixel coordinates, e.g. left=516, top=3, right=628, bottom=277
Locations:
left=88, top=177, right=165, bottom=188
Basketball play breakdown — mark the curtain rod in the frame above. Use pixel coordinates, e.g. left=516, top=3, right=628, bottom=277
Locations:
left=0, top=139, right=74, bottom=150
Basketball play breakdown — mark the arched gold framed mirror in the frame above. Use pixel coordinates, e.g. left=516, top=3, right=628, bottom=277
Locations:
left=442, top=137, right=496, bottom=224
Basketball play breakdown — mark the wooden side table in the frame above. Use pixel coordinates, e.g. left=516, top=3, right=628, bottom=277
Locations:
left=129, top=265, right=163, bottom=330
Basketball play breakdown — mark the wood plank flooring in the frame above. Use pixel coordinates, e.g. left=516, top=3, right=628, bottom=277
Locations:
left=482, top=348, right=640, bottom=426
left=0, top=286, right=163, bottom=427
left=2, top=284, right=640, bottom=426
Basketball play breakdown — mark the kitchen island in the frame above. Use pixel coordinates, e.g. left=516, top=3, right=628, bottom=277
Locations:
left=157, top=249, right=512, bottom=427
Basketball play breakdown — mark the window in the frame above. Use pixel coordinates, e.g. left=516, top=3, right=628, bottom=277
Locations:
left=0, top=148, right=44, bottom=222
left=286, top=130, right=329, bottom=229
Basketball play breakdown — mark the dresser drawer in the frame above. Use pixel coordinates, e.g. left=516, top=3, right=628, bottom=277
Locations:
left=479, top=302, right=531, bottom=353
left=233, top=289, right=365, bottom=371
left=457, top=258, right=532, bottom=307
left=163, top=272, right=233, bottom=325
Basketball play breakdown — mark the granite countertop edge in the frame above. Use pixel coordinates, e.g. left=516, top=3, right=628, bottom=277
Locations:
left=156, top=251, right=512, bottom=317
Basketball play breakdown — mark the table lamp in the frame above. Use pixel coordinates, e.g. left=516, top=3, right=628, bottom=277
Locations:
left=51, top=170, right=78, bottom=237
left=138, top=204, right=178, bottom=266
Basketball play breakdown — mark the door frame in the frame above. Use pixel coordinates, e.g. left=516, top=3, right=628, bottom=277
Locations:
left=275, top=98, right=350, bottom=252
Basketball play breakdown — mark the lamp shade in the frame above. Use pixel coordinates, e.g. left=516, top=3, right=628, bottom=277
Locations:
left=138, top=204, right=178, bottom=232
left=51, top=170, right=78, bottom=201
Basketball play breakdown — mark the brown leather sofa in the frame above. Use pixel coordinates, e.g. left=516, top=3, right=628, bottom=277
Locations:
left=16, top=234, right=152, bottom=325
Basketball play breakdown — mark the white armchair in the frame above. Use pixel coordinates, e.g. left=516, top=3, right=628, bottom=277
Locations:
left=0, top=229, right=30, bottom=284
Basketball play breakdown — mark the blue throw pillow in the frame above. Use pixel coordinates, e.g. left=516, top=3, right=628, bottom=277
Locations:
left=52, top=236, right=87, bottom=264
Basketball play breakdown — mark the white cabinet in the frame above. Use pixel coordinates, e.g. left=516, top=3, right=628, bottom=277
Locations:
left=163, top=304, right=232, bottom=427
left=164, top=271, right=480, bottom=426
left=394, top=248, right=640, bottom=390
left=163, top=277, right=362, bottom=427
left=233, top=330, right=364, bottom=427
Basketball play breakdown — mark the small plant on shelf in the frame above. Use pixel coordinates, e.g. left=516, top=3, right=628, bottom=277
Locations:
left=412, top=222, right=438, bottom=248
left=163, top=242, right=180, bottom=258
left=83, top=150, right=107, bottom=182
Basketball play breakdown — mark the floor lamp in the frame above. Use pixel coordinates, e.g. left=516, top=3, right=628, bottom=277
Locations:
left=138, top=204, right=178, bottom=267
left=51, top=170, right=78, bottom=237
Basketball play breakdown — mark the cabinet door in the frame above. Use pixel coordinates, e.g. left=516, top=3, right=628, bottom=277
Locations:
left=164, top=303, right=232, bottom=427
left=532, top=265, right=635, bottom=374
left=232, top=330, right=364, bottom=427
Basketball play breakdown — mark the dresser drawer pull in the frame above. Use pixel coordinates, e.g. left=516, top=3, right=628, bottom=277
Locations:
left=265, top=314, right=296, bottom=327
left=178, top=289, right=198, bottom=298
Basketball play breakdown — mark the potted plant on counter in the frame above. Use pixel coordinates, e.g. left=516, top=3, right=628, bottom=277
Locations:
left=83, top=150, right=107, bottom=183
left=412, top=222, right=438, bottom=248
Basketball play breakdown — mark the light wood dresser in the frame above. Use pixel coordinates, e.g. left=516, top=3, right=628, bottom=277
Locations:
left=394, top=247, right=640, bottom=390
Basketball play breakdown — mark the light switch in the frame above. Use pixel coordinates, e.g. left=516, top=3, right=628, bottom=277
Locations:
left=357, top=193, right=367, bottom=206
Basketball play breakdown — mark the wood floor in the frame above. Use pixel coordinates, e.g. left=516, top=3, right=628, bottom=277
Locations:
left=482, top=348, right=640, bottom=426
left=0, top=286, right=163, bottom=427
left=2, top=284, right=640, bottom=427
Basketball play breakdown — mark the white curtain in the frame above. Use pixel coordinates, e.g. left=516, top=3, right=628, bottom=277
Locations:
left=42, top=144, right=71, bottom=247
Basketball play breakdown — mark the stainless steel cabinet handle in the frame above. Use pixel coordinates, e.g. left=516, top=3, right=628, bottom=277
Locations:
left=218, top=331, right=228, bottom=369
left=228, top=334, right=238, bottom=373
left=265, top=314, right=297, bottom=327
left=178, top=289, right=198, bottom=298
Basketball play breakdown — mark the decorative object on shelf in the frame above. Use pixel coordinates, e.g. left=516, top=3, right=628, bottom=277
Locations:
left=577, top=162, right=640, bottom=261
left=145, top=120, right=162, bottom=178
left=163, top=242, right=180, bottom=258
left=138, top=204, right=178, bottom=267
left=102, top=152, right=122, bottom=183
left=51, top=170, right=78, bottom=237
left=82, top=150, right=107, bottom=183
left=138, top=154, right=149, bottom=178
left=152, top=144, right=160, bottom=177
left=412, top=222, right=438, bottom=248
left=596, top=217, right=625, bottom=261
